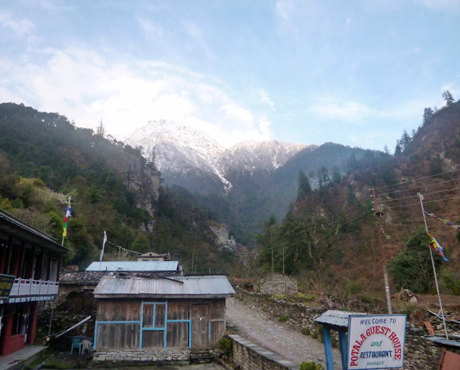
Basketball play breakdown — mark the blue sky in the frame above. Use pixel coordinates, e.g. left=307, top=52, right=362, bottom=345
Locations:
left=1, top=0, right=459, bottom=150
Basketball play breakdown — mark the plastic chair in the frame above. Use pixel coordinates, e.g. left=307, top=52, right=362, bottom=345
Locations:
left=81, top=338, right=93, bottom=356
left=70, top=336, right=83, bottom=356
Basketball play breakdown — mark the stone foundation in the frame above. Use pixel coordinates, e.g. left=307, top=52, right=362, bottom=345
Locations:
left=92, top=349, right=219, bottom=365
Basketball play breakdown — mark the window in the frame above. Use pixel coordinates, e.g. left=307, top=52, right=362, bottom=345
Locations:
left=142, top=303, right=166, bottom=328
left=155, top=304, right=165, bottom=328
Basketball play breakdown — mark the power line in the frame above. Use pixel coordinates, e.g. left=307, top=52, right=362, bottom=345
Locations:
left=377, top=186, right=460, bottom=204
left=377, top=176, right=460, bottom=197
left=373, top=168, right=460, bottom=192
left=384, top=194, right=460, bottom=210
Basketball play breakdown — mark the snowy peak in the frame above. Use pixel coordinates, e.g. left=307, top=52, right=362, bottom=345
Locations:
left=125, top=120, right=224, bottom=171
left=222, top=140, right=310, bottom=172
left=124, top=120, right=314, bottom=194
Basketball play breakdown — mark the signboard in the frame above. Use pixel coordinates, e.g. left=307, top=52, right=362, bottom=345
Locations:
left=0, top=274, right=15, bottom=299
left=348, top=314, right=406, bottom=369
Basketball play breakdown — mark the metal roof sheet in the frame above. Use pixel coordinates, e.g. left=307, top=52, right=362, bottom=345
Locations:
left=315, top=310, right=365, bottom=329
left=86, top=261, right=179, bottom=272
left=94, top=275, right=235, bottom=297
left=0, top=209, right=68, bottom=253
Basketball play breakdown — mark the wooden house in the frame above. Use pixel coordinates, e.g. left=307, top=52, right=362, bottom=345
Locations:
left=93, top=274, right=235, bottom=350
left=59, top=260, right=182, bottom=296
left=0, top=210, right=67, bottom=356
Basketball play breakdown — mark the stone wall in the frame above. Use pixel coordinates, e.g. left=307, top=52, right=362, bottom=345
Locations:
left=235, top=287, right=460, bottom=369
left=257, top=274, right=298, bottom=296
left=229, top=335, right=298, bottom=370
left=93, top=349, right=218, bottom=365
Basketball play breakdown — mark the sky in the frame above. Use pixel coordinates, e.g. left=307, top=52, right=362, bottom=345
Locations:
left=1, top=0, right=459, bottom=151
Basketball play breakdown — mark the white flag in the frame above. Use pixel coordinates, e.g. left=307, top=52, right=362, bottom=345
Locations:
left=100, top=231, right=107, bottom=262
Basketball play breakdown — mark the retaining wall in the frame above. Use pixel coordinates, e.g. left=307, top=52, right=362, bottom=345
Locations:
left=229, top=335, right=299, bottom=370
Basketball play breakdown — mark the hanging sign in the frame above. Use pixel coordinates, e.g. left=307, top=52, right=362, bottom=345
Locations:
left=0, top=274, right=15, bottom=299
left=348, top=315, right=406, bottom=369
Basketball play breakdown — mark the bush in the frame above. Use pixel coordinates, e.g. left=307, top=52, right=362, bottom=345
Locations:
left=301, top=327, right=311, bottom=336
left=218, top=337, right=232, bottom=354
left=278, top=315, right=289, bottom=322
left=359, top=294, right=373, bottom=304
left=389, top=228, right=442, bottom=294
left=299, top=361, right=324, bottom=370
left=442, top=270, right=460, bottom=295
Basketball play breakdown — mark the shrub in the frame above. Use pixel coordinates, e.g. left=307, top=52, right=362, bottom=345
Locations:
left=301, top=327, right=311, bottom=336
left=299, top=361, right=324, bottom=370
left=359, top=294, right=373, bottom=304
left=218, top=337, right=232, bottom=354
left=278, top=315, right=289, bottom=322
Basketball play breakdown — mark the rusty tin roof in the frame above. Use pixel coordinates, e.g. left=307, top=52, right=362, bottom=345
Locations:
left=94, top=275, right=235, bottom=298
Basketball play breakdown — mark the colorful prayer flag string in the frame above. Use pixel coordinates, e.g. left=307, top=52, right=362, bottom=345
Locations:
left=427, top=232, right=448, bottom=261
left=424, top=210, right=460, bottom=229
left=62, top=205, right=72, bottom=237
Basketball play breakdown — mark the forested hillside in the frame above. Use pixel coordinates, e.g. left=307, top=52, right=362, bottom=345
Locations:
left=255, top=97, right=460, bottom=301
left=0, top=103, right=235, bottom=273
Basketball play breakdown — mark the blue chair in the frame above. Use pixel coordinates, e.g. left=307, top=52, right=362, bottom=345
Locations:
left=70, top=336, right=84, bottom=356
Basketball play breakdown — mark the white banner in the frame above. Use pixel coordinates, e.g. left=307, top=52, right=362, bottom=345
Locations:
left=348, top=315, right=406, bottom=369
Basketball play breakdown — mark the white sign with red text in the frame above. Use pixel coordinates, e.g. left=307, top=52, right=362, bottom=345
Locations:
left=347, top=315, right=406, bottom=369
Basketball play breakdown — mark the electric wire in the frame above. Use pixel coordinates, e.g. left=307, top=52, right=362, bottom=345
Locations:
left=373, top=168, right=460, bottom=192
left=377, top=176, right=460, bottom=197
left=376, top=186, right=460, bottom=204
left=384, top=194, right=460, bottom=210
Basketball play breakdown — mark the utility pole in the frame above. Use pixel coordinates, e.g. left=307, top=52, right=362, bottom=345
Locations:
left=372, top=187, right=392, bottom=314
left=417, top=192, right=448, bottom=339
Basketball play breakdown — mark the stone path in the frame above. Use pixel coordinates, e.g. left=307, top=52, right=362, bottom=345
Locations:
left=226, top=297, right=342, bottom=369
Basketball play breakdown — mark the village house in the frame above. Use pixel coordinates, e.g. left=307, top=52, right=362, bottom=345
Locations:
left=59, top=260, right=183, bottom=297
left=93, top=274, right=235, bottom=350
left=0, top=210, right=67, bottom=356
left=137, top=252, right=171, bottom=261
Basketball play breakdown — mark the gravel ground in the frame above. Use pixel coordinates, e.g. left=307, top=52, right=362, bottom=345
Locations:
left=226, top=297, right=343, bottom=369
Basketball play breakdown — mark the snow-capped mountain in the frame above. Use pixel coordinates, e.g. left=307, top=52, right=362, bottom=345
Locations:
left=219, top=140, right=310, bottom=175
left=124, top=120, right=311, bottom=194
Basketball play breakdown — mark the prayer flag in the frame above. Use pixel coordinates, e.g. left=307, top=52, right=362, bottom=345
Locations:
left=427, top=232, right=448, bottom=261
left=62, top=205, right=72, bottom=237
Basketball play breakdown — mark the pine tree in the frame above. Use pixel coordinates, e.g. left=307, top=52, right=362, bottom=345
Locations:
left=442, top=91, right=455, bottom=106
left=423, top=107, right=433, bottom=124
left=297, top=170, right=311, bottom=200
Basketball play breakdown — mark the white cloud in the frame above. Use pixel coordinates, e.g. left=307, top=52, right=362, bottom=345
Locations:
left=0, top=11, right=34, bottom=37
left=259, top=89, right=275, bottom=109
left=310, top=100, right=375, bottom=122
left=275, top=0, right=296, bottom=20
left=218, top=103, right=254, bottom=127
left=137, top=17, right=168, bottom=39
left=0, top=47, right=271, bottom=148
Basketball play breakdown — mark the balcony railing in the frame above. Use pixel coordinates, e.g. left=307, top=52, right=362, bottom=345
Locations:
left=9, top=278, right=59, bottom=297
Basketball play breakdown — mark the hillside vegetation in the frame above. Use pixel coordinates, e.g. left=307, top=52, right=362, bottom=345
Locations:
left=0, top=103, right=235, bottom=273
left=255, top=97, right=460, bottom=304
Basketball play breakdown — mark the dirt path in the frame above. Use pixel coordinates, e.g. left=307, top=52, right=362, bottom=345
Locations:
left=226, top=297, right=343, bottom=369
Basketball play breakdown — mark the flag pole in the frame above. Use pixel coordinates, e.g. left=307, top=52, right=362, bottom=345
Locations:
left=417, top=192, right=448, bottom=339
left=372, top=187, right=392, bottom=314
left=99, top=231, right=107, bottom=271
left=61, top=196, right=71, bottom=246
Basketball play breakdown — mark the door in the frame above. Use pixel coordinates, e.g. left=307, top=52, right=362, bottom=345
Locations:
left=191, top=304, right=209, bottom=348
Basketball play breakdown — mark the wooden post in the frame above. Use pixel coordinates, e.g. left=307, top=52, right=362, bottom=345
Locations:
left=322, top=326, right=334, bottom=370
left=338, top=331, right=348, bottom=369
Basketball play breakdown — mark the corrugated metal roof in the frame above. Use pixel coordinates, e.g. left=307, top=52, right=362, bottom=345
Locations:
left=94, top=275, right=235, bottom=297
left=315, top=310, right=365, bottom=329
left=86, top=261, right=179, bottom=272
left=0, top=209, right=68, bottom=253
